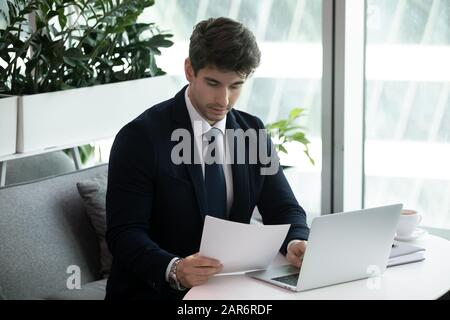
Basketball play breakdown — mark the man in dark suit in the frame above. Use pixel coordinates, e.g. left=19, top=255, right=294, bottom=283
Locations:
left=105, top=17, right=309, bottom=300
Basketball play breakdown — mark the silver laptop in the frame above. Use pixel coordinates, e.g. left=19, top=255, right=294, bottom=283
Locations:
left=246, top=204, right=402, bottom=292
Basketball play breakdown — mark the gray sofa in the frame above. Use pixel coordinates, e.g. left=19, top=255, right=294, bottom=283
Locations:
left=0, top=164, right=108, bottom=300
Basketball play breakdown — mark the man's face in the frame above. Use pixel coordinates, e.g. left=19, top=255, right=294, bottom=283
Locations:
left=185, top=59, right=246, bottom=125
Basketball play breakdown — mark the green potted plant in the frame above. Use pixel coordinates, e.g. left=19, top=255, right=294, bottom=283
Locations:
left=0, top=0, right=174, bottom=158
left=265, top=108, right=315, bottom=167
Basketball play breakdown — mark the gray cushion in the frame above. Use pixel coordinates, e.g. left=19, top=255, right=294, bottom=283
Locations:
left=76, top=174, right=112, bottom=278
left=45, top=279, right=106, bottom=300
left=0, top=164, right=107, bottom=299
left=5, top=150, right=76, bottom=186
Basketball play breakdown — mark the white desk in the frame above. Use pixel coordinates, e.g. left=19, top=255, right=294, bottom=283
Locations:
left=184, top=235, right=450, bottom=300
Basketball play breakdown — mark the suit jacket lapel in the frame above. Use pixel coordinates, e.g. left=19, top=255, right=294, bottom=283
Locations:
left=170, top=86, right=208, bottom=218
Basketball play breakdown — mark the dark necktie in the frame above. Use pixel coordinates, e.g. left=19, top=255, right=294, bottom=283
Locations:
left=204, top=127, right=227, bottom=219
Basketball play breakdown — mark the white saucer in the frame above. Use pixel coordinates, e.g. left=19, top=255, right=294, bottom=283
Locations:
left=395, top=228, right=428, bottom=241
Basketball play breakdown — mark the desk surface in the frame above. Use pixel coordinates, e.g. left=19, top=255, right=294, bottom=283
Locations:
left=184, top=234, right=450, bottom=300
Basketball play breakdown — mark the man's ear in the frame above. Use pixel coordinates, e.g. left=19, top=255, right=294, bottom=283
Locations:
left=184, top=58, right=194, bottom=82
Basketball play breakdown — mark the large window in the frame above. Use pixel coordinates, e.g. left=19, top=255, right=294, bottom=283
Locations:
left=364, top=0, right=450, bottom=229
left=140, top=0, right=323, bottom=220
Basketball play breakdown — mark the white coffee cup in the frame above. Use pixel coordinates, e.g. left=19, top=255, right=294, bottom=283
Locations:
left=396, top=209, right=422, bottom=237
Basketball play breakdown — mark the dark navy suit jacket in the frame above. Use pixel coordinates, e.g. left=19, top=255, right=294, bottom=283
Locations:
left=105, top=86, right=310, bottom=300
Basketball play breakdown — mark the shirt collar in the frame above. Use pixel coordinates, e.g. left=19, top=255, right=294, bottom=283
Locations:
left=184, top=86, right=227, bottom=137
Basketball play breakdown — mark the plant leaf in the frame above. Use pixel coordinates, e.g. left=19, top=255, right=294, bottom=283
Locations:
left=289, top=108, right=304, bottom=120
left=64, top=47, right=89, bottom=61
left=58, top=10, right=67, bottom=29
left=278, top=145, right=288, bottom=154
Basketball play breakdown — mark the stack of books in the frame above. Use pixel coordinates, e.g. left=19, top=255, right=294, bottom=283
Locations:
left=387, top=241, right=426, bottom=267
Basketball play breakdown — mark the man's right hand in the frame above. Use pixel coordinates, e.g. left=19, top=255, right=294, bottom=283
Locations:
left=176, top=253, right=223, bottom=288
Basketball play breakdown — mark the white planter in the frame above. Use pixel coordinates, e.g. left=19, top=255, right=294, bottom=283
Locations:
left=17, top=75, right=178, bottom=153
left=0, top=95, right=18, bottom=157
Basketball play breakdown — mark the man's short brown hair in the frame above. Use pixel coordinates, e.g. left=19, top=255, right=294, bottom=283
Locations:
left=189, top=17, right=261, bottom=78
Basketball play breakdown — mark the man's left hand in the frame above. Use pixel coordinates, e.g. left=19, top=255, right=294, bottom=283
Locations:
left=286, top=240, right=307, bottom=268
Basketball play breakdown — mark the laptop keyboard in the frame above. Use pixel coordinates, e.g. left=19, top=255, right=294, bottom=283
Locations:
left=272, top=273, right=299, bottom=286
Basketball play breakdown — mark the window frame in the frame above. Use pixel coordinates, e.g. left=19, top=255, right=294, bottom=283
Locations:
left=322, top=0, right=366, bottom=214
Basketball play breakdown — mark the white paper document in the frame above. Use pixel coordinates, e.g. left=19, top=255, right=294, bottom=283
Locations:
left=199, top=216, right=290, bottom=274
